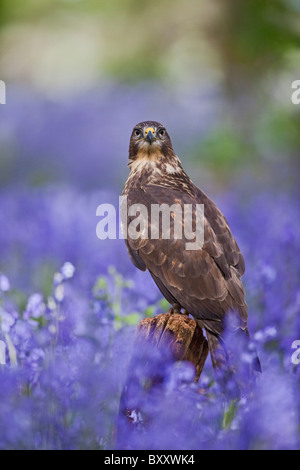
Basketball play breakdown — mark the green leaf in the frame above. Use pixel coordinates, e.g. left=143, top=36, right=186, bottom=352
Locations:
left=222, top=400, right=238, bottom=429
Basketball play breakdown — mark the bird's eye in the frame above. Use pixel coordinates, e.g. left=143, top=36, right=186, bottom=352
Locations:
left=134, top=129, right=141, bottom=137
left=159, top=128, right=166, bottom=137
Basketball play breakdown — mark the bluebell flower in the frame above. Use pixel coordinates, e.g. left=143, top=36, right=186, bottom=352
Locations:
left=60, top=262, right=75, bottom=280
left=24, top=293, right=45, bottom=319
left=0, top=310, right=15, bottom=333
left=0, top=86, right=299, bottom=449
left=0, top=274, right=10, bottom=292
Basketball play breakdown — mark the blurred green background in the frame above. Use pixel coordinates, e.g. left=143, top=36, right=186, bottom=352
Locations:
left=0, top=0, right=300, bottom=190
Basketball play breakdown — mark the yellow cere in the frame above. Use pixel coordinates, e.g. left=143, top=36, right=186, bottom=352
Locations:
left=145, top=127, right=155, bottom=135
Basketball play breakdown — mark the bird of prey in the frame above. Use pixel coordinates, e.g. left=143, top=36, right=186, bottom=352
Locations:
left=122, top=121, right=261, bottom=385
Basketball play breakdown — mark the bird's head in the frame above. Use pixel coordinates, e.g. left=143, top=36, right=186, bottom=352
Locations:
left=128, top=121, right=175, bottom=167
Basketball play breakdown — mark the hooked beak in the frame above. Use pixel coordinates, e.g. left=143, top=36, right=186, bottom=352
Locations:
left=144, top=127, right=156, bottom=145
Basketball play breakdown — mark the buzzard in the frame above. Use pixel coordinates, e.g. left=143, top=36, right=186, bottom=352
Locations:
left=122, top=121, right=261, bottom=385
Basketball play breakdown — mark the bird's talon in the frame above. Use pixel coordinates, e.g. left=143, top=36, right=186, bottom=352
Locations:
left=168, top=305, right=181, bottom=315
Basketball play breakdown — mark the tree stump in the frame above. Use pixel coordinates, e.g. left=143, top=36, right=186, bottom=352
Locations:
left=116, top=312, right=209, bottom=444
left=134, top=312, right=208, bottom=382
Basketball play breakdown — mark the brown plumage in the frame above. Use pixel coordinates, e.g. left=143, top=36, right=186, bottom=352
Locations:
left=122, top=121, right=260, bottom=385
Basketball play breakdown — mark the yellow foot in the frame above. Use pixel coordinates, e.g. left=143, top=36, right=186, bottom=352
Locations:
left=168, top=304, right=181, bottom=315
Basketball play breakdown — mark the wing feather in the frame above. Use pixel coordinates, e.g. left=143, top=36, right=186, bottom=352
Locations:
left=123, top=182, right=247, bottom=335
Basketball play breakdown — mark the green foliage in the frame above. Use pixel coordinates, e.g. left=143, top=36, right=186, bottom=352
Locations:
left=2, top=0, right=299, bottom=82
left=193, top=126, right=250, bottom=173
left=1, top=0, right=299, bottom=174
left=222, top=399, right=239, bottom=430
left=92, top=267, right=167, bottom=330
left=212, top=0, right=300, bottom=87
left=254, top=107, right=300, bottom=156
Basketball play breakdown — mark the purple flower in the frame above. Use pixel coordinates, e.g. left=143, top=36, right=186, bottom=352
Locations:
left=60, top=262, right=75, bottom=280
left=0, top=310, right=15, bottom=333
left=24, top=293, right=45, bottom=319
left=0, top=86, right=299, bottom=449
left=0, top=274, right=10, bottom=292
